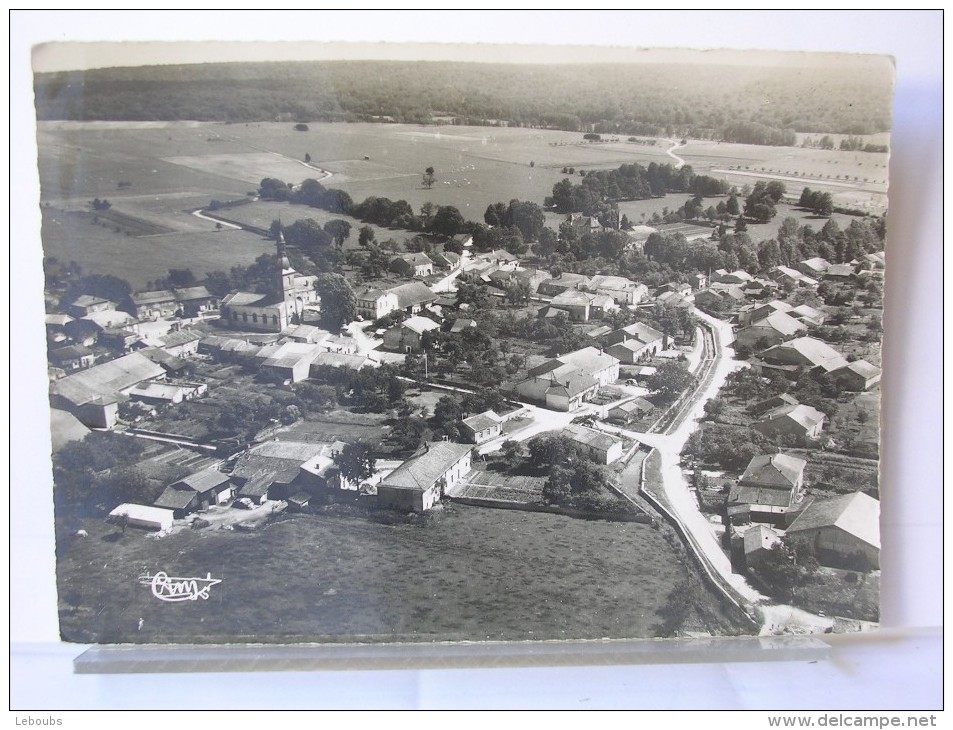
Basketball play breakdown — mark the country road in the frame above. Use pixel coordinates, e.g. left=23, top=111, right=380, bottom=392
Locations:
left=664, top=139, right=687, bottom=169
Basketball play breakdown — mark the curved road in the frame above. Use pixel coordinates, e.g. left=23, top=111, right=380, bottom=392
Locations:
left=664, top=139, right=687, bottom=169
left=613, top=311, right=835, bottom=634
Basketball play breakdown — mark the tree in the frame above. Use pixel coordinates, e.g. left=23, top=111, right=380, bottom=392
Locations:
left=358, top=225, right=375, bottom=247
left=323, top=219, right=352, bottom=247
left=304, top=153, right=312, bottom=163
left=167, top=268, right=197, bottom=288
left=333, top=443, right=377, bottom=486
left=504, top=280, right=532, bottom=306
left=499, top=440, right=523, bottom=471
left=294, top=123, right=310, bottom=132
left=314, top=273, right=357, bottom=331
left=422, top=166, right=436, bottom=189
left=725, top=194, right=740, bottom=216
left=645, top=361, right=695, bottom=403
left=431, top=206, right=465, bottom=238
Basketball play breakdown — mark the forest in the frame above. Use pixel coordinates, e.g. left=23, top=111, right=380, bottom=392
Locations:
left=34, top=58, right=893, bottom=141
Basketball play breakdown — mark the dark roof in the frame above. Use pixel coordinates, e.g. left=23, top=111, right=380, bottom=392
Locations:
left=174, top=286, right=214, bottom=302
left=461, top=411, right=500, bottom=433
left=728, top=484, right=795, bottom=509
left=160, top=330, right=201, bottom=348
left=739, top=453, right=807, bottom=489
left=138, top=347, right=188, bottom=372
left=154, top=486, right=197, bottom=511
left=389, top=281, right=437, bottom=309
left=172, top=469, right=231, bottom=494
left=50, top=344, right=93, bottom=360
left=132, top=290, right=177, bottom=306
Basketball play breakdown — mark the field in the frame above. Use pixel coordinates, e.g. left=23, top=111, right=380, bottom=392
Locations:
left=56, top=503, right=735, bottom=644
left=36, top=121, right=888, bottom=289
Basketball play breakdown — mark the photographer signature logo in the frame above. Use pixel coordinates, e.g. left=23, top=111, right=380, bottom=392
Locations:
left=139, top=571, right=222, bottom=602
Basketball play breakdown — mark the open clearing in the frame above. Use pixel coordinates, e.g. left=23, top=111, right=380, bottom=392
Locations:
left=163, top=152, right=330, bottom=187
left=57, top=503, right=716, bottom=644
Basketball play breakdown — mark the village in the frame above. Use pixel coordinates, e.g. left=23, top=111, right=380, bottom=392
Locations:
left=44, top=151, right=886, bottom=634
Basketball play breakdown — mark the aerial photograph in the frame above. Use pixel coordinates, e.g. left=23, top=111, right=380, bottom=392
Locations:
left=32, top=43, right=892, bottom=645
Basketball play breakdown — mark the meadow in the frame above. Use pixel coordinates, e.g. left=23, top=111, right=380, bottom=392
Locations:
left=56, top=503, right=735, bottom=644
left=36, top=121, right=886, bottom=288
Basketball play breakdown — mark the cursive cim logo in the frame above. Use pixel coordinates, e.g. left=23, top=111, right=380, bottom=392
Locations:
left=138, top=572, right=222, bottom=602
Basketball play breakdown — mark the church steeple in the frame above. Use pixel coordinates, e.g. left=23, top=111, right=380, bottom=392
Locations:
left=276, top=227, right=292, bottom=271
left=275, top=226, right=297, bottom=305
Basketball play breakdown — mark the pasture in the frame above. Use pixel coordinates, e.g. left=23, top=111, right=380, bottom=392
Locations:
left=56, top=502, right=731, bottom=644
left=36, top=121, right=886, bottom=289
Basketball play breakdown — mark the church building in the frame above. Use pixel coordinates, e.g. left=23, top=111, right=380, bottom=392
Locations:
left=220, top=232, right=319, bottom=332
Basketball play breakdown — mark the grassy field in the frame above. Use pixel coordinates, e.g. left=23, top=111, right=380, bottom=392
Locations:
left=41, top=206, right=275, bottom=289
left=56, top=503, right=738, bottom=644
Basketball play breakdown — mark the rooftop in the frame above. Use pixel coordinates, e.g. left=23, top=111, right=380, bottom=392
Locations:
left=739, top=453, right=807, bottom=489
left=172, top=469, right=231, bottom=493
left=50, top=352, right=165, bottom=407
left=380, top=441, right=472, bottom=491
left=786, top=492, right=880, bottom=549
left=462, top=411, right=501, bottom=433
left=563, top=423, right=621, bottom=452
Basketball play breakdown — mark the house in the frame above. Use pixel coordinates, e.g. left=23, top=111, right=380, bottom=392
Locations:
left=377, top=441, right=473, bottom=512
left=799, top=257, right=832, bottom=277
left=693, top=285, right=745, bottom=312
left=49, top=351, right=166, bottom=428
left=537, top=272, right=592, bottom=297
left=173, top=286, right=218, bottom=317
left=587, top=275, right=648, bottom=305
left=510, top=267, right=552, bottom=293
left=824, top=263, right=857, bottom=280
left=99, top=327, right=142, bottom=353
left=64, top=310, right=139, bottom=344
left=712, top=269, right=754, bottom=285
left=562, top=423, right=623, bottom=464
left=689, top=273, right=708, bottom=290
left=738, top=300, right=792, bottom=327
left=514, top=370, right=600, bottom=412
left=752, top=404, right=827, bottom=445
left=531, top=347, right=620, bottom=387
left=449, top=318, right=476, bottom=334
left=603, top=322, right=665, bottom=362
left=261, top=342, right=322, bottom=382
left=389, top=281, right=438, bottom=314
left=788, top=304, right=826, bottom=327
left=355, top=287, right=400, bottom=321
left=460, top=411, right=503, bottom=444
left=727, top=453, right=808, bottom=525
left=832, top=359, right=882, bottom=391
left=862, top=251, right=886, bottom=270
left=475, top=249, right=519, bottom=271
left=656, top=290, right=694, bottom=313
left=309, top=351, right=371, bottom=371
left=606, top=397, right=655, bottom=424
left=450, top=233, right=473, bottom=250
left=548, top=290, right=592, bottom=322
left=108, top=503, right=175, bottom=531
left=382, top=316, right=440, bottom=353
left=132, top=289, right=179, bottom=321
left=735, top=311, right=807, bottom=351
left=138, top=347, right=189, bottom=374
left=391, top=252, right=434, bottom=278
left=768, top=266, right=818, bottom=289
left=49, top=344, right=96, bottom=371
left=126, top=382, right=189, bottom=406
left=760, top=337, right=849, bottom=373
left=785, top=492, right=880, bottom=569
left=742, top=525, right=781, bottom=569
left=748, top=393, right=799, bottom=416
left=516, top=347, right=620, bottom=411
left=65, top=295, right=115, bottom=319
left=319, top=334, right=357, bottom=355
left=280, top=324, right=329, bottom=345
left=220, top=232, right=319, bottom=333
left=157, top=329, right=201, bottom=357
left=429, top=250, right=461, bottom=272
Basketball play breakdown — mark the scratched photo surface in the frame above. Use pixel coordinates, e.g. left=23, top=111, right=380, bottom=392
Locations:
left=36, top=43, right=892, bottom=644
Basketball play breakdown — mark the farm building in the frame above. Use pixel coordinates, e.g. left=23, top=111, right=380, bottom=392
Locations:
left=280, top=323, right=329, bottom=345
left=49, top=344, right=96, bottom=371
left=606, top=397, right=655, bottom=424
left=355, top=287, right=400, bottom=321
left=824, top=263, right=857, bottom=280
left=603, top=322, right=665, bottom=363
left=788, top=304, right=826, bottom=327
left=786, top=492, right=880, bottom=570
left=727, top=453, right=808, bottom=526
left=231, top=440, right=338, bottom=504
left=748, top=393, right=799, bottom=416
left=391, top=252, right=434, bottom=278
left=382, top=316, right=440, bottom=353
left=760, top=337, right=849, bottom=374
left=514, top=370, right=600, bottom=412
left=741, top=525, right=781, bottom=570
left=712, top=269, right=754, bottom=285
left=738, top=300, right=792, bottom=327
left=309, top=351, right=371, bottom=371
left=587, top=275, right=648, bottom=306
left=752, top=404, right=827, bottom=445
left=260, top=342, right=322, bottom=382
left=460, top=411, right=503, bottom=445
left=799, top=257, right=832, bottom=276
left=547, top=290, right=594, bottom=322
left=49, top=351, right=166, bottom=428
left=132, top=290, right=180, bottom=321
left=832, top=359, right=882, bottom=391
left=377, top=441, right=473, bottom=512
left=693, top=285, right=745, bottom=311
left=220, top=232, right=319, bottom=333
left=562, top=424, right=623, bottom=465
left=157, top=329, right=201, bottom=358
left=388, top=281, right=439, bottom=315
left=108, top=503, right=175, bottom=531
left=65, top=294, right=115, bottom=319
left=735, top=312, right=807, bottom=351
left=767, top=266, right=818, bottom=289
left=537, top=272, right=592, bottom=297
left=173, top=286, right=218, bottom=317
left=429, top=250, right=461, bottom=271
